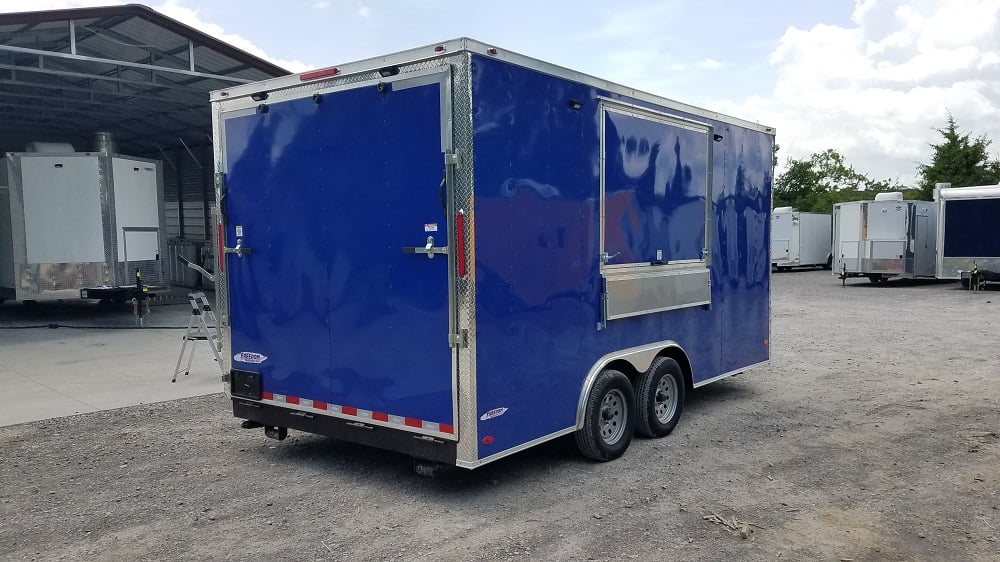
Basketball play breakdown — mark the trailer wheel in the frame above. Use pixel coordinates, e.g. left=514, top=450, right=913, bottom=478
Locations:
left=575, top=369, right=635, bottom=461
left=634, top=357, right=685, bottom=438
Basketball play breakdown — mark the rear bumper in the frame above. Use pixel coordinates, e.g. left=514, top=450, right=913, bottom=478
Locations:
left=232, top=399, right=458, bottom=465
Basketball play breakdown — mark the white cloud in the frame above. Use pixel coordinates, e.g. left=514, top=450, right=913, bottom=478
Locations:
left=0, top=0, right=311, bottom=73
left=357, top=3, right=370, bottom=18
left=714, top=0, right=1000, bottom=186
left=696, top=58, right=728, bottom=70
left=154, top=0, right=311, bottom=72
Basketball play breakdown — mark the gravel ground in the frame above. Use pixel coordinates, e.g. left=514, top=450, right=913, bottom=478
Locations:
left=1, top=270, right=999, bottom=561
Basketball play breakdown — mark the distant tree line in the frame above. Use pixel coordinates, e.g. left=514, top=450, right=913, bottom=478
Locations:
left=773, top=115, right=1000, bottom=212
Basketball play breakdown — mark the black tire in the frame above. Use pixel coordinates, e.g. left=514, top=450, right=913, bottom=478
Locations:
left=575, top=369, right=635, bottom=462
left=867, top=274, right=883, bottom=284
left=824, top=255, right=833, bottom=270
left=634, top=357, right=686, bottom=438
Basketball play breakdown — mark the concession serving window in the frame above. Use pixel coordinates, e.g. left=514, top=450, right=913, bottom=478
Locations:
left=598, top=99, right=714, bottom=327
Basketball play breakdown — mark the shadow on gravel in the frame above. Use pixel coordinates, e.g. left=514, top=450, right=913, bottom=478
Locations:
left=839, top=278, right=961, bottom=289
left=260, top=376, right=758, bottom=496
left=684, top=377, right=755, bottom=412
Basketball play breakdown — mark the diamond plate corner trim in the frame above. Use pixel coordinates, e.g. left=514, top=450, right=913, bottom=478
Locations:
left=451, top=52, right=480, bottom=465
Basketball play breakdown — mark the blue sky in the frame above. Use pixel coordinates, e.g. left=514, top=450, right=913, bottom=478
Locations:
left=6, top=0, right=1000, bottom=186
left=184, top=0, right=853, bottom=105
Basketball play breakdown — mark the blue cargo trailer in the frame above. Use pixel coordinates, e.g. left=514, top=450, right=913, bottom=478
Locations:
left=934, top=183, right=1000, bottom=286
left=211, top=39, right=774, bottom=468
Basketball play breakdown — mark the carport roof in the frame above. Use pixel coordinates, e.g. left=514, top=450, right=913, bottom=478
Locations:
left=0, top=3, right=289, bottom=154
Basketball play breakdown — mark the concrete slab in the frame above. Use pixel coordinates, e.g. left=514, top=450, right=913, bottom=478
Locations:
left=0, top=296, right=223, bottom=426
left=0, top=364, right=99, bottom=425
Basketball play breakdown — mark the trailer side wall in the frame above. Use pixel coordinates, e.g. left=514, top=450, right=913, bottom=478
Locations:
left=470, top=55, right=772, bottom=459
left=797, top=213, right=832, bottom=266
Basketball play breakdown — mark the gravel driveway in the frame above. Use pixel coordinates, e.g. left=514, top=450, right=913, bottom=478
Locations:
left=2, top=270, right=998, bottom=561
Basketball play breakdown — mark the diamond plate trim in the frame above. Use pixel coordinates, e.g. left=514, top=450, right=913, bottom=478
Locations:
left=451, top=52, right=480, bottom=465
left=211, top=102, right=232, bottom=383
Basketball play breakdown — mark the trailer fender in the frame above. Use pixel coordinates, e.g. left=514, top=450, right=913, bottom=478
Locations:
left=575, top=341, right=690, bottom=430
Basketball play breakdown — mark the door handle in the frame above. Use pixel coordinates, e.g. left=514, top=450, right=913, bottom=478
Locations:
left=224, top=238, right=252, bottom=257
left=403, top=236, right=448, bottom=259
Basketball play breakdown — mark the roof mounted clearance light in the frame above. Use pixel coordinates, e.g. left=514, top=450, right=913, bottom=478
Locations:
left=300, top=67, right=340, bottom=81
left=434, top=45, right=446, bottom=52
left=378, top=65, right=400, bottom=78
left=487, top=48, right=498, bottom=56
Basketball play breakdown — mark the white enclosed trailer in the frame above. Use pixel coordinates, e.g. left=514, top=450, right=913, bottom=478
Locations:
left=0, top=150, right=166, bottom=304
left=934, top=183, right=1000, bottom=286
left=833, top=192, right=937, bottom=283
left=771, top=207, right=832, bottom=270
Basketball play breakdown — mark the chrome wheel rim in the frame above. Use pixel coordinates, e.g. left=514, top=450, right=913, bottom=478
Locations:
left=599, top=389, right=627, bottom=445
left=654, top=375, right=678, bottom=424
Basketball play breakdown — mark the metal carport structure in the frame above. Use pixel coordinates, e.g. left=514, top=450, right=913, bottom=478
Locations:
left=0, top=4, right=288, bottom=280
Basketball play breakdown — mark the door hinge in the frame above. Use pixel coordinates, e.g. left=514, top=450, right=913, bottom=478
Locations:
left=449, top=329, right=468, bottom=348
left=445, top=151, right=462, bottom=168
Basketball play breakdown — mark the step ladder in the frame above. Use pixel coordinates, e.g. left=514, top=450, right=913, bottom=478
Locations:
left=172, top=292, right=225, bottom=382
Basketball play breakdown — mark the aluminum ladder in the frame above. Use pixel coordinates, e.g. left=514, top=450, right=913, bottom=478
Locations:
left=172, top=292, right=225, bottom=382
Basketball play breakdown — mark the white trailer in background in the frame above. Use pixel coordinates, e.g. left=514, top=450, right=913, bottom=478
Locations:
left=771, top=207, right=832, bottom=270
left=0, top=148, right=166, bottom=304
left=934, top=183, right=1000, bottom=287
left=833, top=192, right=937, bottom=284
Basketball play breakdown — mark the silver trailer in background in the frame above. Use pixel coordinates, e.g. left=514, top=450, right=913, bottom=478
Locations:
left=0, top=148, right=166, bottom=304
left=935, top=182, right=1000, bottom=287
left=833, top=192, right=937, bottom=283
left=771, top=207, right=832, bottom=270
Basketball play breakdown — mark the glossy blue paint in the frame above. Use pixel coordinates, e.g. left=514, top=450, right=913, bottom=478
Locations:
left=470, top=55, right=772, bottom=458
left=224, top=80, right=454, bottom=426
left=603, top=110, right=709, bottom=264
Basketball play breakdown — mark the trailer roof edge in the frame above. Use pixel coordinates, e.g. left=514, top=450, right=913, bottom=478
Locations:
left=210, top=37, right=777, bottom=136
left=936, top=185, right=1000, bottom=200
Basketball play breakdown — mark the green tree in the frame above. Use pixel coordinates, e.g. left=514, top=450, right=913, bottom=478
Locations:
left=916, top=115, right=1000, bottom=200
left=774, top=149, right=902, bottom=213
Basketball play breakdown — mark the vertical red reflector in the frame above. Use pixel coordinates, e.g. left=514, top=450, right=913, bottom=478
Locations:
left=217, top=223, right=224, bottom=272
left=456, top=210, right=466, bottom=278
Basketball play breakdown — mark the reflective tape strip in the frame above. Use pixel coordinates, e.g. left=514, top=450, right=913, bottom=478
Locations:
left=255, top=392, right=454, bottom=435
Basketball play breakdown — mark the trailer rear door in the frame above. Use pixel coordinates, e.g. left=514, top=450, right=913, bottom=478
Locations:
left=771, top=211, right=793, bottom=265
left=221, top=70, right=457, bottom=438
left=834, top=203, right=862, bottom=272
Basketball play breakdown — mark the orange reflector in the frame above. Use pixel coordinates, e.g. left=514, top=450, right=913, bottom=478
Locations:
left=481, top=435, right=494, bottom=445
left=763, top=339, right=769, bottom=346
